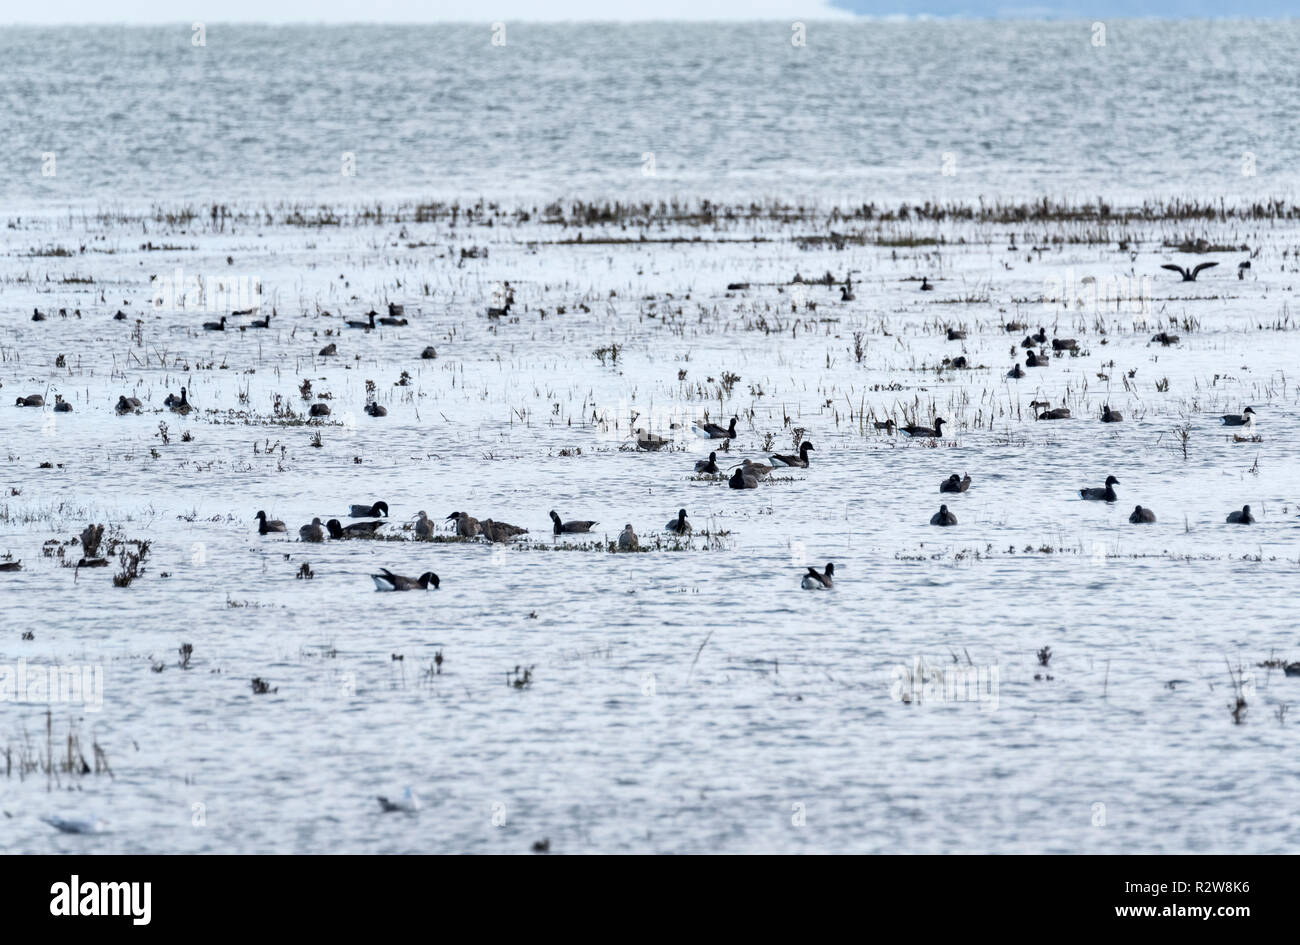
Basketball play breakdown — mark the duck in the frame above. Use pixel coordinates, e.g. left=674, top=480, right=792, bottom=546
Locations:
left=299, top=518, right=326, bottom=542
left=349, top=502, right=389, bottom=518
left=115, top=396, right=141, bottom=415
left=14, top=395, right=44, bottom=407
left=801, top=562, right=834, bottom=589
left=53, top=396, right=72, bottom=413
left=255, top=510, right=287, bottom=534
left=1129, top=505, right=1156, bottom=523
left=364, top=403, right=387, bottom=417
left=770, top=441, right=814, bottom=468
left=1101, top=405, right=1123, bottom=423
left=665, top=509, right=692, bottom=534
left=617, top=524, right=639, bottom=551
left=728, top=467, right=759, bottom=489
left=1025, top=350, right=1049, bottom=367
left=1161, top=261, right=1217, bottom=282
left=1220, top=407, right=1256, bottom=426
left=414, top=511, right=436, bottom=540
left=326, top=518, right=384, bottom=539
left=371, top=568, right=439, bottom=591
left=1226, top=505, right=1255, bottom=524
left=1079, top=475, right=1120, bottom=502
left=480, top=519, right=527, bottom=542
left=1037, top=406, right=1071, bottom=420
left=445, top=511, right=480, bottom=537
left=550, top=510, right=597, bottom=534
left=634, top=429, right=670, bottom=451
left=1007, top=363, right=1025, bottom=379
left=345, top=311, right=376, bottom=329
left=694, top=451, right=719, bottom=474
left=696, top=416, right=738, bottom=439
left=939, top=473, right=971, bottom=494
left=203, top=315, right=226, bottom=331
left=901, top=418, right=945, bottom=438
left=930, top=504, right=958, bottom=526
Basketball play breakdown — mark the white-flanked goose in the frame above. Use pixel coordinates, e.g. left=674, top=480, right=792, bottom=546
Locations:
left=801, top=562, right=834, bottom=589
left=372, top=568, right=439, bottom=591
left=1079, top=476, right=1120, bottom=502
left=665, top=509, right=691, bottom=534
left=930, top=504, right=958, bottom=526
left=771, top=441, right=814, bottom=468
left=551, top=510, right=597, bottom=534
left=255, top=511, right=287, bottom=534
left=696, top=416, right=738, bottom=439
left=1220, top=407, right=1255, bottom=426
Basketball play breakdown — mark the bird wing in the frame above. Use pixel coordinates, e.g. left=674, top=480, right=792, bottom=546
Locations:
left=1160, top=264, right=1188, bottom=278
left=1192, top=261, right=1219, bottom=277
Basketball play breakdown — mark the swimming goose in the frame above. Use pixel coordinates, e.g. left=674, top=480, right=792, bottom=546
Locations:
left=874, top=418, right=896, bottom=432
left=1220, top=407, right=1255, bottom=426
left=1031, top=326, right=1048, bottom=343
left=345, top=311, right=376, bottom=329
left=486, top=301, right=511, bottom=318
left=697, top=416, right=738, bottom=439
left=920, top=277, right=933, bottom=291
left=1101, top=405, right=1123, bottom=423
left=551, top=510, right=597, bottom=534
left=15, top=395, right=44, bottom=407
left=0, top=560, right=22, bottom=572
left=480, top=519, right=526, bottom=542
left=326, top=519, right=385, bottom=539
left=802, top=562, right=834, bottom=589
left=414, top=511, right=436, bottom=540
left=1036, top=406, right=1071, bottom=420
left=1226, top=505, right=1255, bottom=524
left=939, top=473, right=971, bottom=494
left=309, top=403, right=330, bottom=417
left=1079, top=476, right=1120, bottom=502
left=728, top=467, right=759, bottom=489
left=1161, top=261, right=1217, bottom=282
left=1051, top=338, right=1078, bottom=352
left=946, top=328, right=966, bottom=341
left=350, top=502, right=389, bottom=518
left=32, top=308, right=45, bottom=321
left=1238, top=261, right=1251, bottom=279
left=248, top=312, right=272, bottom=329
left=319, top=343, right=337, bottom=356
left=634, top=429, right=670, bottom=451
left=1025, top=350, right=1049, bottom=367
left=840, top=284, right=855, bottom=302
left=371, top=568, right=439, bottom=591
left=203, top=315, right=226, bottom=331
left=167, top=388, right=192, bottom=414
left=299, top=517, right=326, bottom=542
left=1007, top=363, right=1025, bottom=379
left=1151, top=331, right=1179, bottom=345
left=930, top=504, right=958, bottom=526
left=901, top=418, right=945, bottom=438
left=1129, top=505, right=1156, bottom=523
left=445, top=511, right=480, bottom=537
left=618, top=524, right=639, bottom=551
left=770, top=441, right=814, bottom=468
left=665, top=508, right=692, bottom=534
left=53, top=395, right=72, bottom=413
left=379, top=303, right=407, bottom=326
left=115, top=395, right=141, bottom=415
left=255, top=510, right=287, bottom=534
left=694, top=451, right=719, bottom=474
left=364, top=403, right=387, bottom=417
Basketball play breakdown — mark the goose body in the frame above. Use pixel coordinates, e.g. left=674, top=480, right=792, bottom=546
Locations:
left=697, top=416, right=738, bottom=439
left=248, top=313, right=271, bottom=329
left=365, top=403, right=387, bottom=417
left=770, top=441, right=814, bottom=468
left=377, top=787, right=422, bottom=812
left=1129, top=505, right=1156, bottom=524
left=1037, top=407, right=1071, bottom=420
left=166, top=388, right=192, bottom=414
left=802, top=562, right=834, bottom=589
left=1226, top=505, right=1255, bottom=524
left=15, top=395, right=44, bottom=407
left=203, top=316, right=226, bottom=331
left=345, top=311, right=376, bottom=330
left=115, top=396, right=141, bottom=415
left=1051, top=338, right=1078, bottom=352
left=930, top=505, right=957, bottom=526
left=299, top=517, right=326, bottom=542
left=1025, top=350, right=1049, bottom=367
left=309, top=403, right=330, bottom=417
left=666, top=509, right=692, bottom=534
left=728, top=467, right=758, bottom=489
left=946, top=328, right=966, bottom=341
left=1151, top=331, right=1179, bottom=345
left=255, top=510, right=287, bottom=534
left=551, top=510, right=597, bottom=534
left=694, top=451, right=719, bottom=474
left=371, top=568, right=439, bottom=591
left=53, top=396, right=72, bottom=412
left=1101, top=405, right=1123, bottom=423
left=350, top=502, right=389, bottom=518
left=1079, top=475, right=1120, bottom=502
left=1008, top=363, right=1025, bottom=379
left=1220, top=407, right=1255, bottom=426
left=326, top=518, right=385, bottom=539
left=939, top=473, right=971, bottom=494
left=901, top=418, right=945, bottom=438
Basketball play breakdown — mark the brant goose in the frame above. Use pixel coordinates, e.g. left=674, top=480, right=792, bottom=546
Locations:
left=1051, top=338, right=1078, bottom=352
left=203, top=316, right=226, bottom=331
left=939, top=473, right=971, bottom=493
left=115, top=396, right=141, bottom=415
left=248, top=312, right=272, bottom=329
left=345, top=311, right=376, bottom=329
left=1226, top=505, right=1255, bottom=524
left=551, top=510, right=597, bottom=534
left=1037, top=406, right=1071, bottom=420
left=372, top=568, right=439, bottom=591
left=414, top=511, right=436, bottom=540
left=53, top=395, right=72, bottom=413
left=874, top=418, right=896, bottom=432
left=801, top=562, right=834, bottom=589
left=0, top=560, right=22, bottom=572
left=618, top=524, right=639, bottom=551
left=901, top=418, right=945, bottom=438
left=770, top=441, right=814, bottom=468
left=376, top=787, right=422, bottom=813
left=919, top=277, right=933, bottom=291
left=697, top=416, right=739, bottom=439
left=255, top=511, right=287, bottom=534
left=694, top=451, right=719, bottom=474
left=1162, top=261, right=1217, bottom=282
left=1151, top=331, right=1179, bottom=345
left=1101, top=405, right=1123, bottom=422
left=1007, top=363, right=1025, bottom=379
left=1025, top=350, right=1049, bottom=367
left=445, top=512, right=481, bottom=537
left=1079, top=476, right=1120, bottom=502
left=728, top=467, right=759, bottom=489
left=1129, top=505, right=1156, bottom=524
left=319, top=343, right=337, bottom=356
left=364, top=403, right=387, bottom=417
left=167, top=388, right=192, bottom=414
left=350, top=502, right=389, bottom=518
left=1220, top=407, right=1255, bottom=426
left=665, top=509, right=692, bottom=534
left=634, top=429, right=670, bottom=451
left=946, top=327, right=966, bottom=341
left=930, top=505, right=958, bottom=526
left=299, top=518, right=326, bottom=542
left=840, top=284, right=855, bottom=302
left=309, top=403, right=330, bottom=417
left=15, top=395, right=44, bottom=407
left=326, top=518, right=385, bottom=539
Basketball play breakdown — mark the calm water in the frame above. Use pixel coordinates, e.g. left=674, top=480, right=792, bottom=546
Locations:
left=2, top=22, right=1299, bottom=854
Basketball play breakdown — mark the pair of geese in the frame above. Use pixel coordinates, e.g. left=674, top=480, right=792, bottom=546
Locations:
left=15, top=394, right=73, bottom=412
left=202, top=312, right=272, bottom=331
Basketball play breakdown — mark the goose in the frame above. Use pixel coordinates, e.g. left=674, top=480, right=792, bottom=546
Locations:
left=309, top=403, right=330, bottom=417
left=550, top=510, right=597, bottom=534
left=728, top=467, right=759, bottom=489
left=634, top=429, right=670, bottom=451
left=379, top=313, right=407, bottom=326
left=801, top=562, right=834, bottom=589
left=1004, top=321, right=1027, bottom=332
left=1007, top=363, right=1025, bottom=379
left=371, top=568, right=439, bottom=591
left=414, top=511, right=436, bottom=540
left=665, top=508, right=691, bottom=534
left=1031, top=327, right=1048, bottom=343
left=364, top=403, right=387, bottom=417
left=319, top=343, right=337, bottom=356
left=930, top=504, right=958, bottom=526
left=345, top=311, right=376, bottom=329
left=1101, top=405, right=1123, bottom=423
left=697, top=416, right=738, bottom=439
left=1220, top=407, right=1255, bottom=426
left=1037, top=406, right=1071, bottom=420
left=32, top=308, right=45, bottom=321
left=486, top=301, right=511, bottom=318
left=618, top=524, right=639, bottom=551
left=421, top=346, right=437, bottom=359
left=946, top=327, right=966, bottom=341
left=350, top=502, right=389, bottom=518
left=1226, top=505, right=1255, bottom=524
left=299, top=518, right=326, bottom=542
left=1238, top=260, right=1251, bottom=279
left=1151, top=331, right=1179, bottom=345
left=1051, top=338, right=1078, bottom=352
left=14, top=395, right=44, bottom=407
left=115, top=396, right=141, bottom=415
left=113, top=309, right=127, bottom=320
left=445, top=511, right=480, bottom=537
left=840, top=284, right=855, bottom=302
left=1020, top=335, right=1038, bottom=349
left=874, top=418, right=896, bottom=432
left=387, top=303, right=405, bottom=318
left=53, top=396, right=72, bottom=413
left=327, top=518, right=385, bottom=539
left=255, top=511, right=287, bottom=534
left=203, top=316, right=226, bottom=331
left=694, top=451, right=719, bottom=474
left=1161, top=261, right=1218, bottom=282
left=480, top=519, right=526, bottom=542
left=919, top=277, right=933, bottom=291
left=377, top=787, right=422, bottom=812
left=167, top=388, right=192, bottom=414
left=1079, top=475, right=1120, bottom=502
left=770, top=441, right=814, bottom=468
left=901, top=418, right=945, bottom=438
left=1129, top=505, right=1156, bottom=523
left=248, top=312, right=272, bottom=329
left=939, top=473, right=971, bottom=494
left=1025, top=350, right=1049, bottom=367
left=0, top=560, right=22, bottom=572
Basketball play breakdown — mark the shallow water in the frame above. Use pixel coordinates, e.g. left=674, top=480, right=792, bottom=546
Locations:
left=3, top=22, right=1300, bottom=854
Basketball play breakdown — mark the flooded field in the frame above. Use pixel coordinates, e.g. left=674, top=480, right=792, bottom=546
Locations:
left=2, top=197, right=1299, bottom=852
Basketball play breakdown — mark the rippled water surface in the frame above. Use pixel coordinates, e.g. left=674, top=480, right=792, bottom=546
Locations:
left=2, top=22, right=1300, bottom=854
